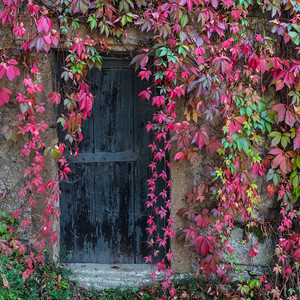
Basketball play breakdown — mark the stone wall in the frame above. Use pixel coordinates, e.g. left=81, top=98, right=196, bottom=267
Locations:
left=0, top=18, right=280, bottom=277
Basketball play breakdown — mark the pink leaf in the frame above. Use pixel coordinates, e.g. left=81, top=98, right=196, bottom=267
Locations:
left=294, top=135, right=300, bottom=150
left=138, top=87, right=152, bottom=101
left=0, top=65, right=5, bottom=79
left=269, top=148, right=283, bottom=155
left=0, top=88, right=11, bottom=107
left=272, top=103, right=286, bottom=111
left=211, top=0, right=218, bottom=9
left=174, top=152, right=184, bottom=163
left=6, top=65, right=19, bottom=81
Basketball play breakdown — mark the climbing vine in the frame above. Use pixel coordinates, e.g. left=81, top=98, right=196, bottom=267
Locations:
left=0, top=0, right=300, bottom=298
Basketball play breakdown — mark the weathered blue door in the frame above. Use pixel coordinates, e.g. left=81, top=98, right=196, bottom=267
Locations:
left=60, top=58, right=154, bottom=263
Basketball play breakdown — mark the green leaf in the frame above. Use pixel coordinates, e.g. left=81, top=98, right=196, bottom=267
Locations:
left=281, top=135, right=290, bottom=148
left=258, top=100, right=266, bottom=112
left=156, top=47, right=167, bottom=57
left=236, top=138, right=242, bottom=152
left=246, top=106, right=252, bottom=117
left=181, top=14, right=188, bottom=28
left=271, top=135, right=281, bottom=146
left=295, top=186, right=300, bottom=197
left=44, top=147, right=51, bottom=157
left=269, top=131, right=281, bottom=137
left=178, top=46, right=187, bottom=57
left=241, top=137, right=250, bottom=153
left=264, top=116, right=274, bottom=123
left=292, top=23, right=300, bottom=32
left=179, top=31, right=187, bottom=43
left=50, top=148, right=62, bottom=161
left=88, top=16, right=97, bottom=30
left=292, top=191, right=299, bottom=203
left=274, top=173, right=281, bottom=186
left=249, top=279, right=260, bottom=289
left=265, top=122, right=272, bottom=133
left=293, top=175, right=299, bottom=188
left=289, top=31, right=300, bottom=45
left=0, top=222, right=7, bottom=234
left=121, top=15, right=127, bottom=26
left=251, top=103, right=257, bottom=111
left=297, top=156, right=300, bottom=168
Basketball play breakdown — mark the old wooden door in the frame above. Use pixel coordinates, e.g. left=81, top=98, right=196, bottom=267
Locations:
left=60, top=58, right=155, bottom=264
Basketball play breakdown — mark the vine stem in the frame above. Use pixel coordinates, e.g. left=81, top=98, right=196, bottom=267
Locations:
left=297, top=266, right=300, bottom=299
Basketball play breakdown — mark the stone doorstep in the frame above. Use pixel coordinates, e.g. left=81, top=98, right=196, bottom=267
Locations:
left=63, top=263, right=166, bottom=290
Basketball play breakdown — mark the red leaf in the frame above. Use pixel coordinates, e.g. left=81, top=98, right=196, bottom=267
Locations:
left=231, top=8, right=241, bottom=21
left=271, top=153, right=284, bottom=169
left=179, top=0, right=200, bottom=12
left=294, top=248, right=300, bottom=260
left=228, top=117, right=245, bottom=134
left=195, top=214, right=211, bottom=227
left=202, top=208, right=209, bottom=215
left=279, top=238, right=294, bottom=251
left=79, top=93, right=93, bottom=115
left=0, top=92, right=9, bottom=105
left=276, top=79, right=284, bottom=91
left=279, top=109, right=286, bottom=124
left=18, top=244, right=27, bottom=255
left=280, top=155, right=292, bottom=174
left=2, top=277, right=9, bottom=289
left=235, top=116, right=246, bottom=124
left=1, top=88, right=12, bottom=94
left=0, top=10, right=13, bottom=26
left=183, top=226, right=197, bottom=241
left=191, top=127, right=209, bottom=149
left=193, top=234, right=214, bottom=255
left=49, top=231, right=58, bottom=245
left=138, top=69, right=151, bottom=81
left=47, top=92, right=61, bottom=106
left=206, top=137, right=222, bottom=155
left=285, top=108, right=295, bottom=127
left=267, top=184, right=274, bottom=197
left=200, top=254, right=220, bottom=275
left=69, top=0, right=91, bottom=13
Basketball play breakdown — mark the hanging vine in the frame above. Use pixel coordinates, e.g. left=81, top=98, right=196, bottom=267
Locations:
left=0, top=0, right=300, bottom=299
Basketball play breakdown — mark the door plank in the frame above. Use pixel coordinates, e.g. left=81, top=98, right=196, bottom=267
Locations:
left=69, top=152, right=139, bottom=163
left=90, top=67, right=134, bottom=153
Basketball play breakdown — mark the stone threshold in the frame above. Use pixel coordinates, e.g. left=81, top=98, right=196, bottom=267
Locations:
left=63, top=263, right=166, bottom=291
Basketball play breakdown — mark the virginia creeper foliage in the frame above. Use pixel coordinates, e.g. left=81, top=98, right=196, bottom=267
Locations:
left=0, top=0, right=300, bottom=298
